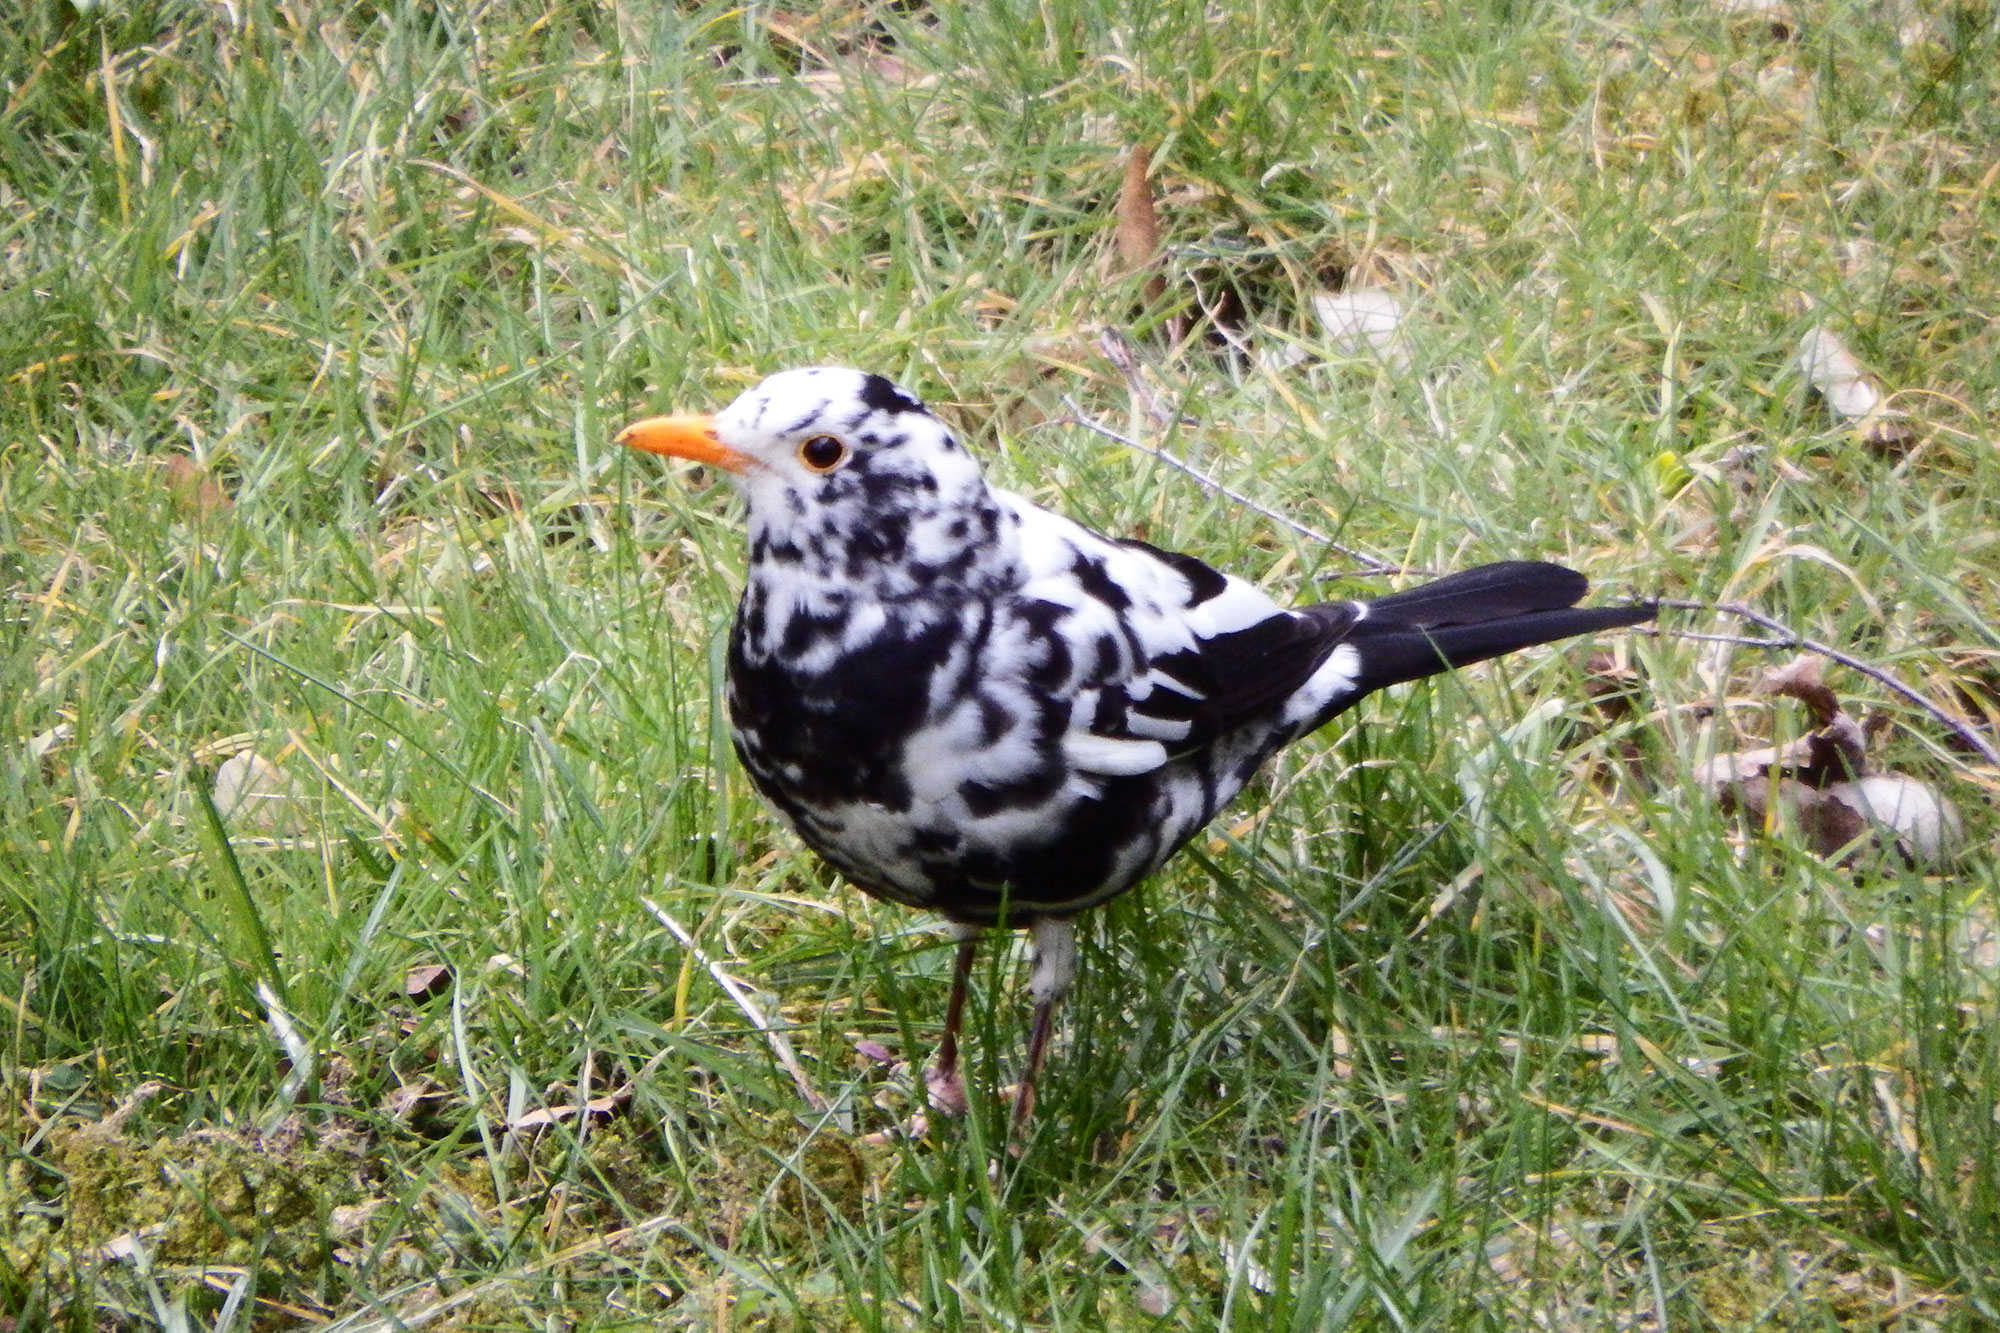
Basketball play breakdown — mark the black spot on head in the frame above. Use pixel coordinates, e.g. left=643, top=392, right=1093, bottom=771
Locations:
left=858, top=373, right=925, bottom=416
left=851, top=460, right=938, bottom=505
left=846, top=512, right=910, bottom=572
left=779, top=398, right=834, bottom=437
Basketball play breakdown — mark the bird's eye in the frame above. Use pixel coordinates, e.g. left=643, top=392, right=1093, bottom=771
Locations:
left=798, top=435, right=848, bottom=472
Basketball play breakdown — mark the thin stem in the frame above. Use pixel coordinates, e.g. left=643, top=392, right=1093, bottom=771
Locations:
left=1058, top=394, right=1405, bottom=577
left=1657, top=598, right=1999, bottom=768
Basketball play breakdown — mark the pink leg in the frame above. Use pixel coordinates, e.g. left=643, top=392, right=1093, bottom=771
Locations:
left=1009, top=917, right=1077, bottom=1132
left=926, top=932, right=980, bottom=1116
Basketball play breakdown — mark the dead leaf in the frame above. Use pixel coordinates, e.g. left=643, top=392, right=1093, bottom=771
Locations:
left=380, top=1077, right=445, bottom=1123
left=211, top=751, right=301, bottom=831
left=508, top=1088, right=629, bottom=1131
left=1115, top=143, right=1161, bottom=274
left=1822, top=774, right=1964, bottom=865
left=1795, top=327, right=1914, bottom=450
left=1698, top=657, right=1963, bottom=867
left=1115, top=144, right=1169, bottom=313
left=1760, top=657, right=1868, bottom=775
left=1312, top=287, right=1413, bottom=369
left=164, top=454, right=232, bottom=519
left=1711, top=0, right=1796, bottom=39
left=403, top=963, right=452, bottom=1001
left=1584, top=651, right=1645, bottom=722
left=98, top=1228, right=168, bottom=1262
left=1793, top=781, right=1873, bottom=859
left=330, top=1199, right=385, bottom=1240
left=1761, top=656, right=1839, bottom=724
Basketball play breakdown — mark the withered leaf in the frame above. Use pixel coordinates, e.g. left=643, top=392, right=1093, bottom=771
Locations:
left=1758, top=656, right=1868, bottom=777
left=380, top=1077, right=445, bottom=1122
left=1699, top=657, right=1964, bottom=868
left=1582, top=651, right=1643, bottom=721
left=508, top=1088, right=629, bottom=1131
left=1115, top=143, right=1161, bottom=276
left=212, top=751, right=301, bottom=831
left=403, top=963, right=452, bottom=1001
left=1795, top=327, right=1914, bottom=450
left=1761, top=656, right=1838, bottom=724
left=1794, top=781, right=1872, bottom=859
left=1822, top=774, right=1965, bottom=866
left=165, top=453, right=232, bottom=519
left=1311, top=287, right=1413, bottom=370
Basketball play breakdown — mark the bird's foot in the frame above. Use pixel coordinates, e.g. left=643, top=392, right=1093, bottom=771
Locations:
left=855, top=1066, right=962, bottom=1145
left=925, top=1063, right=969, bottom=1117
left=859, top=1111, right=931, bottom=1145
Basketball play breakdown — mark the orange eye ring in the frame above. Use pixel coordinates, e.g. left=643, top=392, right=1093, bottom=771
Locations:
left=799, top=435, right=848, bottom=472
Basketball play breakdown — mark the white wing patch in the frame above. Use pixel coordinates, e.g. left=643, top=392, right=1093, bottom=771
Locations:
left=995, top=488, right=1315, bottom=780
left=1281, top=642, right=1363, bottom=726
left=1063, top=731, right=1170, bottom=776
left=1122, top=712, right=1193, bottom=743
left=1186, top=575, right=1285, bottom=637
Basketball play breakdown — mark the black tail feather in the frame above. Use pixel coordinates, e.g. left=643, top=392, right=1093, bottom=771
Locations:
left=1330, top=561, right=1654, bottom=698
left=1362, top=560, right=1588, bottom=624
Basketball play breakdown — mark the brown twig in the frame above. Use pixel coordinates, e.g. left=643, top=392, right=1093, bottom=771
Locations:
left=1187, top=277, right=1257, bottom=359
left=1097, top=328, right=1186, bottom=429
left=642, top=898, right=828, bottom=1113
left=1657, top=598, right=2000, bottom=768
left=1057, top=394, right=1404, bottom=578
left=1638, top=627, right=1792, bottom=650
left=1063, top=391, right=1989, bottom=770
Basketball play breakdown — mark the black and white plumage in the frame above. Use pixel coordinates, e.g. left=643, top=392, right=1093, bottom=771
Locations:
left=621, top=367, right=1654, bottom=1123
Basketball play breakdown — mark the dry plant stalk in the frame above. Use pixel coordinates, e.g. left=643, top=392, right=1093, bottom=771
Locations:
left=1115, top=143, right=1167, bottom=309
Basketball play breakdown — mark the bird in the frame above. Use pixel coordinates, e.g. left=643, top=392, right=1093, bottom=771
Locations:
left=619, top=367, right=1654, bottom=1127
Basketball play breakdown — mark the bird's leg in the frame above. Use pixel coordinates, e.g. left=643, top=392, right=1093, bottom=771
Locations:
left=925, top=924, right=981, bottom=1116
left=1010, top=916, right=1078, bottom=1132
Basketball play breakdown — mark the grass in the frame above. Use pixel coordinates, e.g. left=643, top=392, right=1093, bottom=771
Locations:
left=3, top=0, right=1998, bottom=1327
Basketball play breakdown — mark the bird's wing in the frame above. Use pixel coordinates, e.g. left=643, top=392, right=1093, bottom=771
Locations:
left=1003, top=500, right=1358, bottom=778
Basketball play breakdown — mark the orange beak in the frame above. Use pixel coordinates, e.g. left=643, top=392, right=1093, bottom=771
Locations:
left=616, top=414, right=753, bottom=473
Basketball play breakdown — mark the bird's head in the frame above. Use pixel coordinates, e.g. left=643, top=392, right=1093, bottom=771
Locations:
left=620, top=367, right=1013, bottom=596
